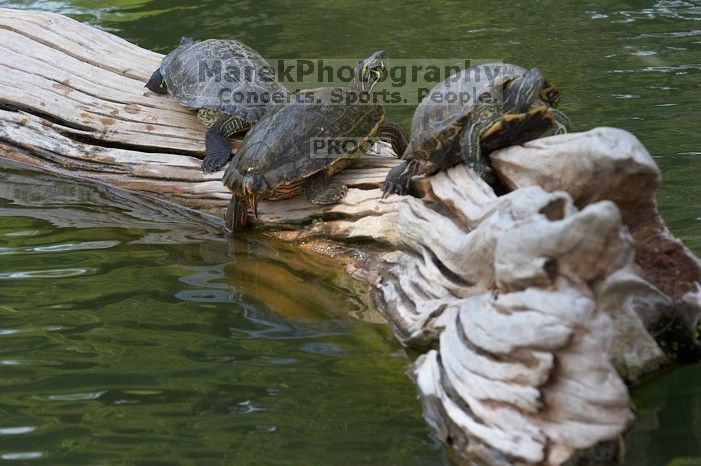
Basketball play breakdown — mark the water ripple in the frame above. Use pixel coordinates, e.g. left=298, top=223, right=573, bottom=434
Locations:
left=0, top=426, right=35, bottom=435
left=37, top=391, right=107, bottom=402
left=234, top=400, right=264, bottom=414
left=301, top=342, right=345, bottom=356
left=175, top=290, right=238, bottom=303
left=638, top=30, right=701, bottom=38
left=0, top=358, right=64, bottom=367
left=2, top=229, right=45, bottom=238
left=0, top=240, right=119, bottom=256
left=0, top=268, right=93, bottom=279
left=33, top=240, right=120, bottom=253
left=1, top=452, right=43, bottom=460
left=609, top=63, right=701, bottom=73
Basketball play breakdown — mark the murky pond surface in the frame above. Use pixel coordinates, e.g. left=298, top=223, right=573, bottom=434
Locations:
left=0, top=0, right=699, bottom=464
left=0, top=163, right=446, bottom=465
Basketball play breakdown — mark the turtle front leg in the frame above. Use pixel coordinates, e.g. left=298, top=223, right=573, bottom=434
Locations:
left=203, top=114, right=250, bottom=173
left=377, top=121, right=409, bottom=157
left=225, top=194, right=248, bottom=235
left=552, top=108, right=571, bottom=134
left=458, top=123, right=494, bottom=181
left=305, top=173, right=348, bottom=205
left=381, top=160, right=420, bottom=197
left=197, top=108, right=222, bottom=127
left=145, top=69, right=168, bottom=94
left=540, top=108, right=572, bottom=137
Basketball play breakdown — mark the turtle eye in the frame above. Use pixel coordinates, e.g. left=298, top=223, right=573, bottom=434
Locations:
left=363, top=66, right=385, bottom=92
left=541, top=81, right=561, bottom=107
left=252, top=175, right=268, bottom=193
left=478, top=91, right=496, bottom=105
left=377, top=65, right=387, bottom=81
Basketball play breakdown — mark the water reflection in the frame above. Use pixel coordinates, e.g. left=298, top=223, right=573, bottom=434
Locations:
left=0, top=160, right=440, bottom=464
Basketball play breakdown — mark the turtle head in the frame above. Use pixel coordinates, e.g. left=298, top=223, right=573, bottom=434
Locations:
left=353, top=50, right=388, bottom=92
left=241, top=174, right=267, bottom=195
left=229, top=172, right=268, bottom=197
left=503, top=67, right=545, bottom=112
left=540, top=80, right=561, bottom=108
left=235, top=174, right=269, bottom=220
left=180, top=36, right=196, bottom=47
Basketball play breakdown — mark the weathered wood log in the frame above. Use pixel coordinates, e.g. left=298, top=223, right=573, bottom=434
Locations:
left=492, top=131, right=701, bottom=363
left=1, top=8, right=700, bottom=466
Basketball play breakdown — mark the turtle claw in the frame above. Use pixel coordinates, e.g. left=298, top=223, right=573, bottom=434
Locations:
left=381, top=162, right=412, bottom=198
left=201, top=154, right=228, bottom=173
left=381, top=179, right=407, bottom=198
left=467, top=160, right=496, bottom=184
left=203, top=129, right=233, bottom=173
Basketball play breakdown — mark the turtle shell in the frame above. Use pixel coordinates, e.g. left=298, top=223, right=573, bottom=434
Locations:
left=405, top=63, right=527, bottom=164
left=160, top=38, right=288, bottom=121
left=222, top=87, right=384, bottom=199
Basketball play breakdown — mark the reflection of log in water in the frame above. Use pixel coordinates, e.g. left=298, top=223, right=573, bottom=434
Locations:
left=0, top=159, right=219, bottom=238
left=0, top=161, right=375, bottom=323
left=176, top=237, right=380, bottom=322
left=1, top=8, right=700, bottom=466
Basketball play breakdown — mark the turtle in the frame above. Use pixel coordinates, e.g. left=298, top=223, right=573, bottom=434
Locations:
left=221, top=50, right=408, bottom=232
left=382, top=63, right=571, bottom=196
left=146, top=37, right=288, bottom=173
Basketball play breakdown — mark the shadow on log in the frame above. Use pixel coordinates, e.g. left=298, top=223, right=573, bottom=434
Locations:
left=1, top=8, right=700, bottom=466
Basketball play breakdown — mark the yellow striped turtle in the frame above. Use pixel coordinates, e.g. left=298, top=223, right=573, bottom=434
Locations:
left=222, top=51, right=407, bottom=232
left=382, top=63, right=570, bottom=195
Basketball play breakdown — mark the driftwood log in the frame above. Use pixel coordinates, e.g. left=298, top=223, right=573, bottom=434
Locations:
left=1, top=8, right=700, bottom=466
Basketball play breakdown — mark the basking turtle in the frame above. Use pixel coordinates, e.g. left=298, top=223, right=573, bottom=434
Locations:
left=382, top=63, right=570, bottom=196
left=146, top=37, right=288, bottom=173
left=222, top=50, right=408, bottom=232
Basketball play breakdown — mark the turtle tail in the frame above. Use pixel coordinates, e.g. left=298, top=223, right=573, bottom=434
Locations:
left=180, top=36, right=196, bottom=46
left=145, top=69, right=168, bottom=94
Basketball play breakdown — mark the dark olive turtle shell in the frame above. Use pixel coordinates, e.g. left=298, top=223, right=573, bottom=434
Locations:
left=160, top=39, right=288, bottom=121
left=405, top=63, right=527, bottom=163
left=222, top=87, right=383, bottom=199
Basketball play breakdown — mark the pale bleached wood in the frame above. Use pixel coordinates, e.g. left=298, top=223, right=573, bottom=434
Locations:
left=2, top=8, right=700, bottom=466
left=0, top=8, right=401, bottom=216
left=0, top=8, right=162, bottom=79
left=492, top=128, right=701, bottom=364
left=491, top=128, right=701, bottom=297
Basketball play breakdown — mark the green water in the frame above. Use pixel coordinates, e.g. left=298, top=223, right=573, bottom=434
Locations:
left=0, top=0, right=699, bottom=464
left=0, top=164, right=446, bottom=465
